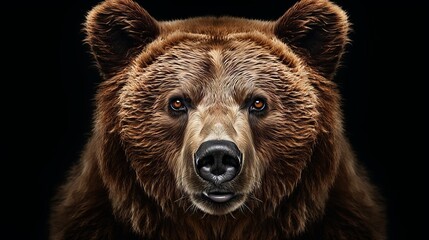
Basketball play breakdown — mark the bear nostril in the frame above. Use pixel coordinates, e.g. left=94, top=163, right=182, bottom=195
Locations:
left=195, top=140, right=241, bottom=184
left=197, top=155, right=215, bottom=170
left=223, top=155, right=240, bottom=169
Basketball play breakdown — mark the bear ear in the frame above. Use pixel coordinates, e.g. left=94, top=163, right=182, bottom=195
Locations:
left=274, top=0, right=350, bottom=80
left=85, top=0, right=160, bottom=78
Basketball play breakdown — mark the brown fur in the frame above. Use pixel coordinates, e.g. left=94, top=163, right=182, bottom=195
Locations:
left=50, top=0, right=386, bottom=239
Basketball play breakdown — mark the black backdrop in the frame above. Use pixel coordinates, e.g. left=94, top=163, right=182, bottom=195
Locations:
left=3, top=1, right=427, bottom=239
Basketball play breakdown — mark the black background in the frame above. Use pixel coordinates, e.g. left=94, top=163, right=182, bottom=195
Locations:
left=3, top=0, right=427, bottom=239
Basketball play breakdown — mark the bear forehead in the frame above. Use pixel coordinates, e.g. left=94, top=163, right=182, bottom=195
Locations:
left=135, top=17, right=301, bottom=71
left=145, top=38, right=289, bottom=77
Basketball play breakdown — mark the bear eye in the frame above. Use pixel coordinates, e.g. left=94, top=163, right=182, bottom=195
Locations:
left=249, top=98, right=267, bottom=113
left=169, top=98, right=187, bottom=113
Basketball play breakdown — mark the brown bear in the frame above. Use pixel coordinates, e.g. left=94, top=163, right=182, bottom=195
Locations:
left=50, top=0, right=386, bottom=239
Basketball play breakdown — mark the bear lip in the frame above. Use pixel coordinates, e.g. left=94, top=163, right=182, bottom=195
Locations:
left=202, top=191, right=235, bottom=203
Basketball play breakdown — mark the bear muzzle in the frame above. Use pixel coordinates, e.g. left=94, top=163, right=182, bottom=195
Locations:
left=194, top=140, right=242, bottom=203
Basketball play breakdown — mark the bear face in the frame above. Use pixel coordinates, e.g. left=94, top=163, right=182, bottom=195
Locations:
left=50, top=0, right=385, bottom=239
left=118, top=36, right=322, bottom=215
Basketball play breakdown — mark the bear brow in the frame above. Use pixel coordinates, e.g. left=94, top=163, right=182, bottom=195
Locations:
left=136, top=31, right=297, bottom=70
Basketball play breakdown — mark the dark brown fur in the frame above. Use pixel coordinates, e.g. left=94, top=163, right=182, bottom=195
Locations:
left=50, top=0, right=386, bottom=239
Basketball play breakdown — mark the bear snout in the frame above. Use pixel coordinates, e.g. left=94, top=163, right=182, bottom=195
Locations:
left=194, top=140, right=242, bottom=185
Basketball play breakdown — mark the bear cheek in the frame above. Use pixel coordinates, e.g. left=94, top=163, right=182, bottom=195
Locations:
left=118, top=92, right=188, bottom=199
left=250, top=112, right=316, bottom=201
left=128, top=116, right=185, bottom=190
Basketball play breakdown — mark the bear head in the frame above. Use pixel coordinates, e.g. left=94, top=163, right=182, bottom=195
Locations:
left=85, top=0, right=349, bottom=235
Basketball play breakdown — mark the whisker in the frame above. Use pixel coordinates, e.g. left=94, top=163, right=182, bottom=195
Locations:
left=191, top=205, right=198, bottom=215
left=185, top=204, right=194, bottom=213
left=243, top=203, right=254, bottom=214
left=229, top=212, right=236, bottom=219
left=174, top=195, right=187, bottom=203
left=239, top=205, right=245, bottom=214
left=250, top=195, right=263, bottom=203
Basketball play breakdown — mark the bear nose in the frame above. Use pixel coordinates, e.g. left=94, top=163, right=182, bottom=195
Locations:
left=195, top=140, right=242, bottom=185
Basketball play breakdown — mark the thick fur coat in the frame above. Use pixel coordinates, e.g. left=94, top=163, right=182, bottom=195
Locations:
left=50, top=0, right=386, bottom=239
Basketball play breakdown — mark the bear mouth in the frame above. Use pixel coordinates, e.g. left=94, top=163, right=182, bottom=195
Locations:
left=202, top=191, right=236, bottom=203
left=190, top=189, right=246, bottom=215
